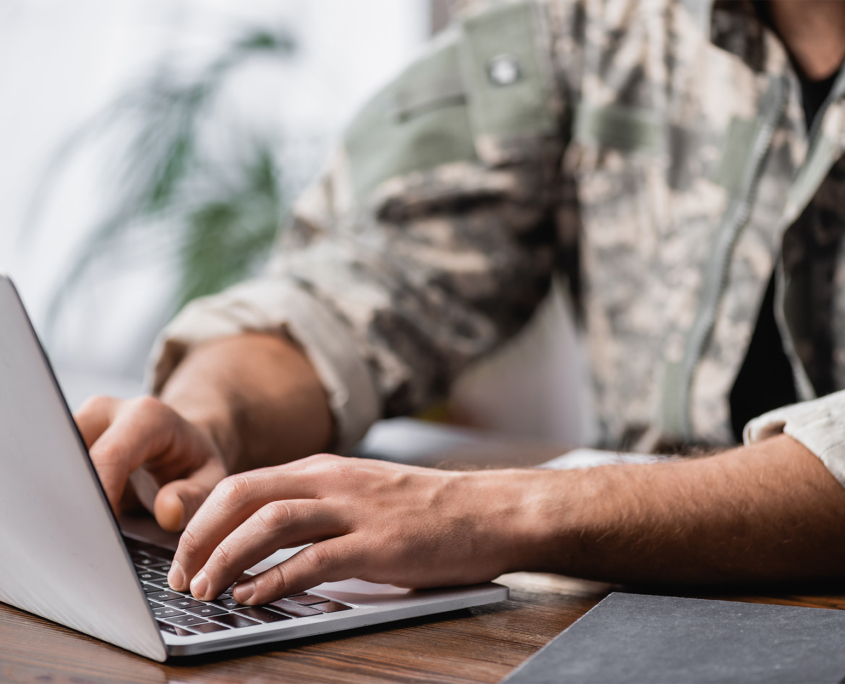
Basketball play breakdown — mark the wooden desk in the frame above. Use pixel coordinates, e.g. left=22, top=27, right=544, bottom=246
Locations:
left=5, top=572, right=845, bottom=684
left=5, top=435, right=845, bottom=683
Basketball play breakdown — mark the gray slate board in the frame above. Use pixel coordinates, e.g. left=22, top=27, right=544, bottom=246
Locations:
left=501, top=592, right=845, bottom=684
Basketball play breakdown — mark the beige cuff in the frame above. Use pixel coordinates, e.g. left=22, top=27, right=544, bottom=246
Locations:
left=146, top=278, right=380, bottom=454
left=743, top=391, right=845, bottom=488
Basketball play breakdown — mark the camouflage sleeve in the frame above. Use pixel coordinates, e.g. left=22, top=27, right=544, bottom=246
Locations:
left=149, top=0, right=584, bottom=453
left=743, top=391, right=845, bottom=488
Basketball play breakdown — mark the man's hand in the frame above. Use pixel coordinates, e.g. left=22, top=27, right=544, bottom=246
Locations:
left=75, top=396, right=229, bottom=531
left=71, top=331, right=845, bottom=596
left=168, top=434, right=845, bottom=602
left=167, top=455, right=543, bottom=603
left=74, top=333, right=334, bottom=532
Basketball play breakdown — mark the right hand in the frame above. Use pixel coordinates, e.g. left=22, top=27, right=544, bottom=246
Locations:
left=74, top=395, right=229, bottom=532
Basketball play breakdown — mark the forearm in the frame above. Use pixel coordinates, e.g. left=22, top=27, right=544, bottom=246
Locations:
left=521, top=434, right=845, bottom=583
left=158, top=333, right=334, bottom=473
left=165, top=429, right=845, bottom=601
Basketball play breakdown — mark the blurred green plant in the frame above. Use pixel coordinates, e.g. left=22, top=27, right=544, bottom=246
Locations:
left=27, top=28, right=297, bottom=333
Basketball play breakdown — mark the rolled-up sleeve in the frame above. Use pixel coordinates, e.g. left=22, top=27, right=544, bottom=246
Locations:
left=146, top=1, right=576, bottom=456
left=743, top=391, right=845, bottom=487
left=148, top=278, right=381, bottom=454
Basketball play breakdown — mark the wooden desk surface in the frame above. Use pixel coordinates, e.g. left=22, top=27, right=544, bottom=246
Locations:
left=5, top=572, right=845, bottom=684
left=6, top=436, right=845, bottom=682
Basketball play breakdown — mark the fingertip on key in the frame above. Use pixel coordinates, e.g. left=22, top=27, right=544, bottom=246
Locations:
left=233, top=580, right=255, bottom=605
left=190, top=570, right=209, bottom=599
left=168, top=560, right=186, bottom=591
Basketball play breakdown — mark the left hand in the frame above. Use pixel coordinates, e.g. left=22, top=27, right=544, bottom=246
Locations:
left=74, top=395, right=231, bottom=532
left=166, top=454, right=542, bottom=604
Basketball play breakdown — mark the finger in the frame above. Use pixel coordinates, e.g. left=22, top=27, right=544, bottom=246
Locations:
left=232, top=535, right=364, bottom=605
left=88, top=397, right=203, bottom=512
left=154, top=456, right=228, bottom=533
left=120, top=473, right=145, bottom=513
left=74, top=395, right=119, bottom=449
left=188, top=499, right=342, bottom=600
left=170, top=467, right=319, bottom=589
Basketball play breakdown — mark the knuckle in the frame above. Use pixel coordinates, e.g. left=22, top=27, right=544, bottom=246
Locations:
left=131, top=395, right=166, bottom=420
left=265, top=562, right=291, bottom=593
left=331, top=460, right=353, bottom=477
left=303, top=543, right=335, bottom=573
left=305, top=453, right=347, bottom=481
left=256, top=501, right=294, bottom=531
left=215, top=473, right=254, bottom=504
left=212, top=540, right=235, bottom=568
left=178, top=526, right=203, bottom=556
left=78, top=394, right=114, bottom=416
left=306, top=453, right=339, bottom=466
left=91, top=441, right=124, bottom=469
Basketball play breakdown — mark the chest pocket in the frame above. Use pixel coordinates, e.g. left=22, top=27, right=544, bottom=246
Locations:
left=343, top=0, right=561, bottom=203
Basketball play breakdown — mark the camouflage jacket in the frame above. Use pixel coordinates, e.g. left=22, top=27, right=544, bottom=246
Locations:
left=150, top=0, right=845, bottom=471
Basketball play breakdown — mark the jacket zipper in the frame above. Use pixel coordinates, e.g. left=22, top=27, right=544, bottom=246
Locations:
left=774, top=67, right=845, bottom=403
left=674, top=76, right=787, bottom=437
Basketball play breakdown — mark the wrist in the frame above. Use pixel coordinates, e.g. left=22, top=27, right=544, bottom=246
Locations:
left=470, top=469, right=575, bottom=576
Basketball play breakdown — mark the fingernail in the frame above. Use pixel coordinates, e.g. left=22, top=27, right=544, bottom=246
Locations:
left=168, top=561, right=185, bottom=591
left=191, top=570, right=209, bottom=599
left=233, top=581, right=255, bottom=604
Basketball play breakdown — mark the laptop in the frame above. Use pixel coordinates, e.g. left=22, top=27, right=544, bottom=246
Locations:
left=0, top=275, right=508, bottom=661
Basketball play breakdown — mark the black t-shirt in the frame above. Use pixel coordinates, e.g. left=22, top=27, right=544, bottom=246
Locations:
left=729, top=65, right=841, bottom=441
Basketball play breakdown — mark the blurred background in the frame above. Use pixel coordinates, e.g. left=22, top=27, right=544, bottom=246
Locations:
left=0, top=0, right=595, bottom=447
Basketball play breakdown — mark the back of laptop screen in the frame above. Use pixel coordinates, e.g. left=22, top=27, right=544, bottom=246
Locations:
left=0, top=277, right=166, bottom=661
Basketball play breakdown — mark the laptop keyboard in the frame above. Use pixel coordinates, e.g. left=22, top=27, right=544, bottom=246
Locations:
left=124, top=537, right=352, bottom=637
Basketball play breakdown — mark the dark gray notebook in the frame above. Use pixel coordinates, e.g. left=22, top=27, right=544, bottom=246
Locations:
left=502, top=592, right=845, bottom=684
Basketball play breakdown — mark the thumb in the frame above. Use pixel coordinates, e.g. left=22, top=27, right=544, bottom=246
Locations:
left=153, top=457, right=227, bottom=532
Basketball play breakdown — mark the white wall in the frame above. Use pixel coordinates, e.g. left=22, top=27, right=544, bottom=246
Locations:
left=0, top=0, right=430, bottom=381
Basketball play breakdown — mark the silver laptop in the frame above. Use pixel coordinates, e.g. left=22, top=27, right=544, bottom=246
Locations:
left=0, top=275, right=508, bottom=661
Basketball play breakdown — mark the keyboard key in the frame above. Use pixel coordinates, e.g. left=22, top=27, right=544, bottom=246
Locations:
left=142, top=582, right=166, bottom=593
left=157, top=621, right=194, bottom=637
left=210, top=613, right=261, bottom=629
left=134, top=557, right=160, bottom=567
left=163, top=614, right=209, bottom=627
left=139, top=541, right=173, bottom=557
left=235, top=607, right=292, bottom=623
left=287, top=593, right=329, bottom=606
left=150, top=562, right=172, bottom=573
left=268, top=600, right=322, bottom=618
left=165, top=587, right=194, bottom=596
left=209, top=597, right=241, bottom=610
left=153, top=607, right=186, bottom=619
left=185, top=605, right=228, bottom=618
left=145, top=549, right=173, bottom=560
left=163, top=597, right=205, bottom=610
left=312, top=601, right=352, bottom=613
left=148, top=590, right=183, bottom=602
left=137, top=570, right=166, bottom=583
left=124, top=537, right=175, bottom=559
left=147, top=599, right=163, bottom=609
left=124, top=538, right=153, bottom=550
left=189, top=622, right=230, bottom=634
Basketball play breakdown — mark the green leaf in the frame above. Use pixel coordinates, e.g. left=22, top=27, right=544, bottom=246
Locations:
left=31, top=26, right=299, bottom=340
